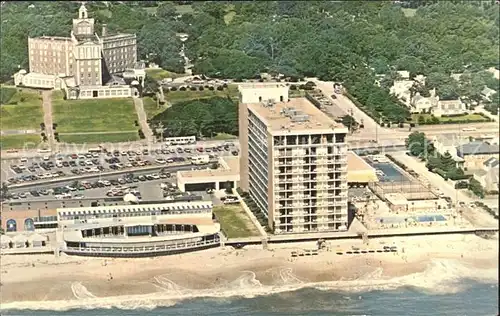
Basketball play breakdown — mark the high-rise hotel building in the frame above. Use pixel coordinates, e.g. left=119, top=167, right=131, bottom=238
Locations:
left=238, top=84, right=349, bottom=234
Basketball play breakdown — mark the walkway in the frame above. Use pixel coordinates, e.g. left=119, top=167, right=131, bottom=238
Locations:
left=41, top=90, right=55, bottom=150
left=132, top=97, right=154, bottom=143
left=58, top=130, right=138, bottom=135
left=0, top=129, right=39, bottom=135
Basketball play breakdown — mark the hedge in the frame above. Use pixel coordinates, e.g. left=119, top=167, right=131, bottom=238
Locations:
left=433, top=168, right=448, bottom=180
left=343, top=90, right=381, bottom=122
left=447, top=173, right=471, bottom=181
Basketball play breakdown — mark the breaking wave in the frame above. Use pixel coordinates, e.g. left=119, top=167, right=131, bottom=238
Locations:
left=1, top=259, right=497, bottom=312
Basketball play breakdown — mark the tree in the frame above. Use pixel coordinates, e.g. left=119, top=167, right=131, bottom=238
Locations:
left=405, top=131, right=433, bottom=157
left=341, top=115, right=358, bottom=132
left=224, top=181, right=233, bottom=194
left=468, top=178, right=485, bottom=198
left=417, top=115, right=426, bottom=125
left=151, top=97, right=238, bottom=137
left=156, top=2, right=178, bottom=20
left=439, top=152, right=457, bottom=171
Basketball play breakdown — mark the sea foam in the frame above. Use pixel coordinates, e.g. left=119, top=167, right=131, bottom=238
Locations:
left=1, top=259, right=497, bottom=312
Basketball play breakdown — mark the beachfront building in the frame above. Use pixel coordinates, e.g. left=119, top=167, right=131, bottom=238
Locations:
left=56, top=199, right=221, bottom=257
left=13, top=3, right=144, bottom=99
left=239, top=85, right=350, bottom=234
left=177, top=156, right=240, bottom=192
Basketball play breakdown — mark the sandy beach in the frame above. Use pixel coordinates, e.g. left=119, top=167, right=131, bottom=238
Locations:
left=0, top=233, right=498, bottom=310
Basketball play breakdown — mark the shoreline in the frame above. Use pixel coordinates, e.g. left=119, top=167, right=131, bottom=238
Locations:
left=0, top=234, right=498, bottom=309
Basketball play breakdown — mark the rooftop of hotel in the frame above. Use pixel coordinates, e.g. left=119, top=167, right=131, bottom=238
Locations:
left=32, top=36, right=72, bottom=41
left=102, top=33, right=136, bottom=40
left=247, top=97, right=345, bottom=132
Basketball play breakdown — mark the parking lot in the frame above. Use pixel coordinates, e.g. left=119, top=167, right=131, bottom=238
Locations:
left=3, top=175, right=221, bottom=213
left=1, top=141, right=239, bottom=185
left=3, top=165, right=207, bottom=202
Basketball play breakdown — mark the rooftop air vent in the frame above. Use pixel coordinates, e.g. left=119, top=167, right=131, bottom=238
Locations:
left=291, top=114, right=310, bottom=123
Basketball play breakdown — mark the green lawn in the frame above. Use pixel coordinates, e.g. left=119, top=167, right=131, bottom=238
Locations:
left=0, top=89, right=44, bottom=130
left=210, top=133, right=238, bottom=140
left=175, top=4, right=194, bottom=15
left=290, top=89, right=306, bottom=98
left=1, top=86, right=17, bottom=104
left=145, top=68, right=184, bottom=81
left=402, top=8, right=417, bottom=17
left=411, top=113, right=490, bottom=123
left=166, top=85, right=239, bottom=104
left=143, top=96, right=167, bottom=119
left=213, top=205, right=260, bottom=238
left=0, top=134, right=42, bottom=150
left=59, top=132, right=139, bottom=144
left=52, top=95, right=138, bottom=133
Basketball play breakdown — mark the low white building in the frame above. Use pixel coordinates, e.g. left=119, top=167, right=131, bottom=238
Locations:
left=472, top=157, right=499, bottom=192
left=238, top=83, right=289, bottom=103
left=14, top=71, right=64, bottom=90
left=78, top=85, right=134, bottom=99
left=432, top=99, right=467, bottom=117
left=177, top=156, right=240, bottom=192
left=481, top=86, right=497, bottom=102
left=410, top=90, right=437, bottom=114
left=397, top=71, right=410, bottom=80
left=390, top=80, right=413, bottom=105
left=431, top=134, right=466, bottom=167
left=57, top=200, right=221, bottom=257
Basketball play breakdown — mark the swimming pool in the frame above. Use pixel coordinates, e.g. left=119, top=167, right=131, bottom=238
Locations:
left=416, top=214, right=447, bottom=222
left=376, top=217, right=406, bottom=224
left=369, top=162, right=409, bottom=182
left=377, top=214, right=447, bottom=224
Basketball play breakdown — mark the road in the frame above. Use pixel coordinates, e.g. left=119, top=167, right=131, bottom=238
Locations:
left=312, top=79, right=396, bottom=135
left=390, top=152, right=497, bottom=228
left=312, top=79, right=499, bottom=142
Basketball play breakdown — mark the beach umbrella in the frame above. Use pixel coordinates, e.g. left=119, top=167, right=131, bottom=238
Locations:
left=28, top=233, right=47, bottom=247
left=12, top=234, right=28, bottom=248
left=0, top=235, right=12, bottom=249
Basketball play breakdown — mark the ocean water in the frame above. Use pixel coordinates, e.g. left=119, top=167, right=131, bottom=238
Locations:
left=3, top=281, right=498, bottom=316
left=2, top=259, right=498, bottom=316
